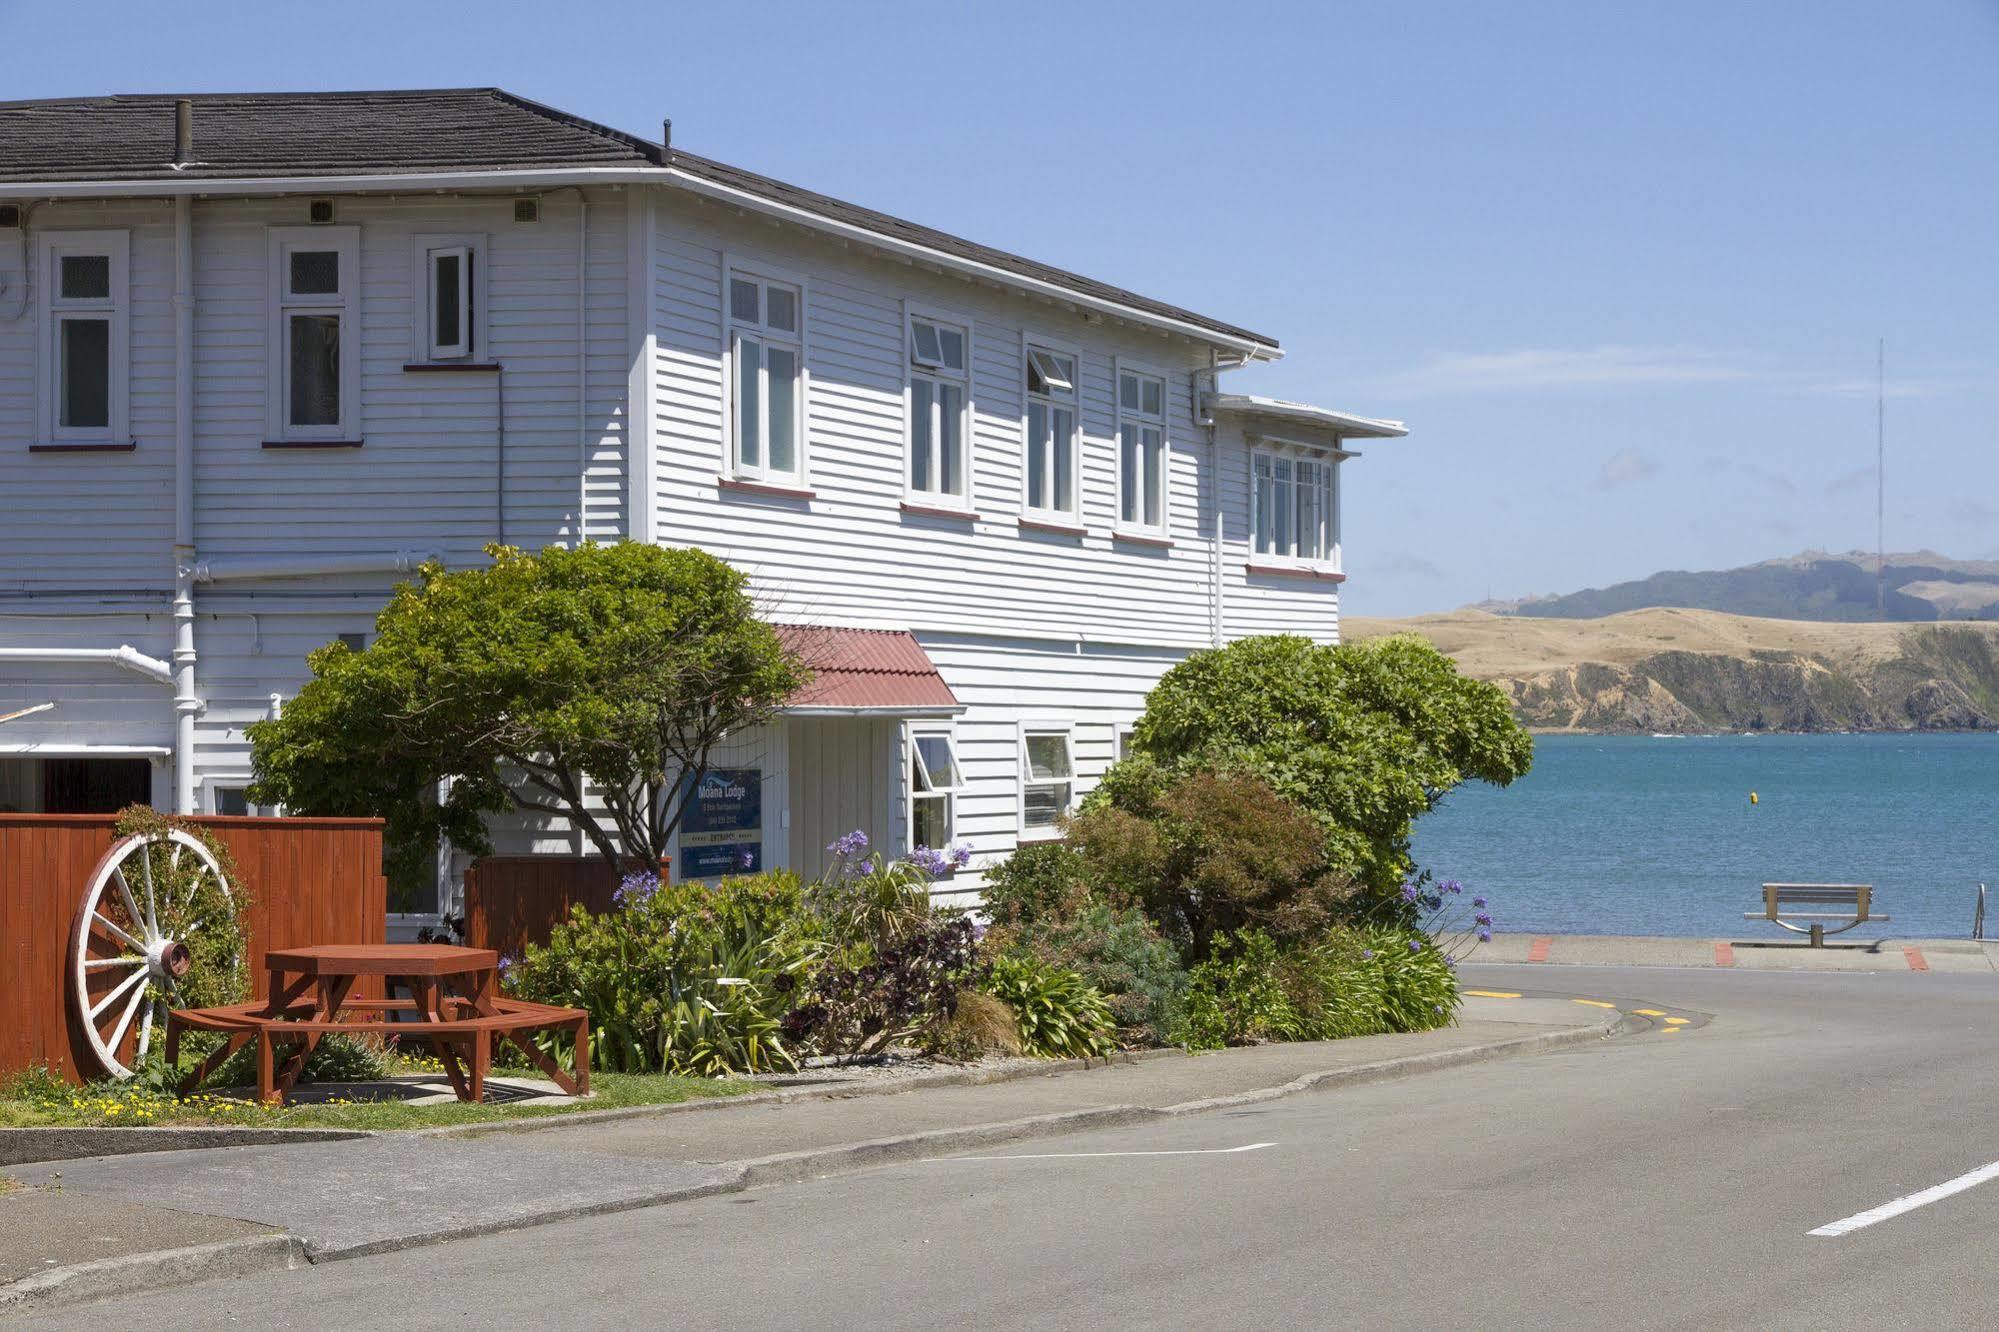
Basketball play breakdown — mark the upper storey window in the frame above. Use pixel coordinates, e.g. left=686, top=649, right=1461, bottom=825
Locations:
left=728, top=269, right=804, bottom=483
left=268, top=227, right=361, bottom=443
left=1252, top=445, right=1340, bottom=568
left=39, top=231, right=128, bottom=446
left=1023, top=344, right=1078, bottom=519
left=907, top=313, right=969, bottom=503
left=1117, top=367, right=1166, bottom=533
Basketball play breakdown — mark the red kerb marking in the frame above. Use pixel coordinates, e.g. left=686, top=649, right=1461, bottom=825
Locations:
left=1714, top=941, right=1735, bottom=967
left=1527, top=936, right=1552, bottom=963
left=1904, top=946, right=1930, bottom=972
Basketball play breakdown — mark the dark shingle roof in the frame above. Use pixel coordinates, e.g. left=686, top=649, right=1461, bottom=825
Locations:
left=0, top=88, right=1276, bottom=350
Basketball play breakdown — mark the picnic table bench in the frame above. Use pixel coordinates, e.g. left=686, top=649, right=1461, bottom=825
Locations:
left=166, top=943, right=589, bottom=1105
left=1744, top=883, right=1889, bottom=946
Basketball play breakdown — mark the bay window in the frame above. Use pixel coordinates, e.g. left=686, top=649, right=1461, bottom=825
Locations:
left=727, top=269, right=804, bottom=482
left=908, top=313, right=969, bottom=502
left=1023, top=344, right=1078, bottom=518
left=1252, top=446, right=1340, bottom=568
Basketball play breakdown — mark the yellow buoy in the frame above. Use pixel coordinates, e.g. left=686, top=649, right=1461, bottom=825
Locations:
left=1749, top=791, right=1759, bottom=805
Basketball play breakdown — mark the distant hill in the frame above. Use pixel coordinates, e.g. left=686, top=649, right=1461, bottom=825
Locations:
left=1345, top=608, right=1999, bottom=734
left=1501, top=552, right=1999, bottom=622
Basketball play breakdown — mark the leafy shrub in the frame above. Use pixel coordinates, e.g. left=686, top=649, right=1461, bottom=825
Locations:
left=507, top=871, right=814, bottom=1075
left=1070, top=766, right=1357, bottom=958
left=1003, top=902, right=1187, bottom=1047
left=782, top=915, right=980, bottom=1061
left=1176, top=929, right=1298, bottom=1050
left=1117, top=634, right=1532, bottom=897
left=1276, top=929, right=1390, bottom=1041
left=924, top=990, right=1024, bottom=1061
left=982, top=954, right=1117, bottom=1059
left=806, top=835, right=938, bottom=955
left=979, top=842, right=1093, bottom=932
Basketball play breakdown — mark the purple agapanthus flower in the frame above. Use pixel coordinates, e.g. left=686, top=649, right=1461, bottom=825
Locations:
left=1399, top=882, right=1420, bottom=903
left=1472, top=895, right=1487, bottom=909
left=1361, top=949, right=1375, bottom=961
left=1407, top=938, right=1423, bottom=954
left=740, top=850, right=756, bottom=870
left=1474, top=912, right=1492, bottom=927
left=613, top=871, right=661, bottom=909
left=826, top=829, right=870, bottom=859
left=1477, top=928, right=1493, bottom=943
left=1443, top=880, right=1463, bottom=895
left=904, top=845, right=953, bottom=877
left=948, top=842, right=974, bottom=869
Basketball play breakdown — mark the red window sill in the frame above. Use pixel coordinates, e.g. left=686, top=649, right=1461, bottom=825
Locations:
left=1113, top=530, right=1174, bottom=549
left=263, top=439, right=365, bottom=450
left=900, top=500, right=979, bottom=521
left=403, top=361, right=503, bottom=373
left=718, top=476, right=816, bottom=500
left=1018, top=516, right=1087, bottom=538
left=1246, top=562, right=1346, bottom=583
left=29, top=442, right=136, bottom=453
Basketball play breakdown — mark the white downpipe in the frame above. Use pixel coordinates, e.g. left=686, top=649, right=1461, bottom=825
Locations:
left=576, top=192, right=589, bottom=542
left=172, top=193, right=198, bottom=814
left=0, top=645, right=173, bottom=686
left=191, top=549, right=439, bottom=582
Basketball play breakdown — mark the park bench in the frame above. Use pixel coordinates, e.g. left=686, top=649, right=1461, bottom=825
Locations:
left=1744, top=883, right=1888, bottom=946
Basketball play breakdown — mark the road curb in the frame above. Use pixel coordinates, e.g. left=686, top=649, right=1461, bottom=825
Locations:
left=0, top=1234, right=301, bottom=1318
left=1, top=1126, right=371, bottom=1168
left=415, top=1047, right=1186, bottom=1143
left=735, top=1105, right=1165, bottom=1187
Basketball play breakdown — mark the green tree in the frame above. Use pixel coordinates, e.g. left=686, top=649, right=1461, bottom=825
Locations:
left=1101, top=634, right=1531, bottom=896
left=249, top=542, right=806, bottom=883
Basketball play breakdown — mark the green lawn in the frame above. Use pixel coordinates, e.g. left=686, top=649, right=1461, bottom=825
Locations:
left=0, top=1069, right=757, bottom=1132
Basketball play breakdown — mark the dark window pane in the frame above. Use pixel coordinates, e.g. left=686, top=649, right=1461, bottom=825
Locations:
left=60, top=254, right=110, bottom=300
left=910, top=377, right=934, bottom=491
left=938, top=382, right=963, bottom=496
left=289, top=250, right=340, bottom=295
left=214, top=788, right=250, bottom=816
left=765, top=286, right=797, bottom=333
left=289, top=314, right=341, bottom=426
left=433, top=253, right=461, bottom=348
left=730, top=278, right=760, bottom=323
left=59, top=318, right=110, bottom=428
left=913, top=794, right=950, bottom=850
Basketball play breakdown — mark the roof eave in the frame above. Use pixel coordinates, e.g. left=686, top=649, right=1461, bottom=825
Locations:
left=1213, top=395, right=1408, bottom=439
left=0, top=164, right=673, bottom=199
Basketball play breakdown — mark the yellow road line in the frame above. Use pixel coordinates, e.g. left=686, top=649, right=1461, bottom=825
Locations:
left=1633, top=1009, right=1669, bottom=1017
left=1663, top=1017, right=1690, bottom=1026
left=1659, top=1026, right=1681, bottom=1035
left=1571, top=999, right=1617, bottom=1009
left=1463, top=990, right=1522, bottom=999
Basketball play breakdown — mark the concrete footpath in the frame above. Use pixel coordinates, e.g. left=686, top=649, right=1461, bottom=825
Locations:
left=1482, top=931, right=1999, bottom=972
left=0, top=995, right=1617, bottom=1316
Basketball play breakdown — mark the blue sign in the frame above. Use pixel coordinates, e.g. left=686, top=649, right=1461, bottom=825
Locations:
left=677, top=768, right=763, bottom=880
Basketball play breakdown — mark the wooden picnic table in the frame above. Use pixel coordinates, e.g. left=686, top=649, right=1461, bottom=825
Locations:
left=166, top=942, right=589, bottom=1105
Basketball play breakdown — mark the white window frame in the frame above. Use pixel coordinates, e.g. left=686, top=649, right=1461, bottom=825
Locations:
left=1250, top=439, right=1343, bottom=571
left=721, top=255, right=809, bottom=485
left=267, top=226, right=361, bottom=443
left=201, top=775, right=265, bottom=818
left=1114, top=359, right=1169, bottom=535
left=1017, top=720, right=1076, bottom=840
left=907, top=725, right=965, bottom=855
left=904, top=304, right=975, bottom=508
left=410, top=233, right=485, bottom=362
left=1021, top=334, right=1082, bottom=523
left=1114, top=720, right=1140, bottom=763
left=37, top=230, right=130, bottom=445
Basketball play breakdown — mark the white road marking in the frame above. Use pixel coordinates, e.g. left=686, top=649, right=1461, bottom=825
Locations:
left=1809, top=1158, right=1999, bottom=1237
left=939, top=1142, right=1276, bottom=1162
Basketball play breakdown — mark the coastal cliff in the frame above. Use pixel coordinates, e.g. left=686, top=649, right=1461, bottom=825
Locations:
left=1344, top=609, right=1999, bottom=734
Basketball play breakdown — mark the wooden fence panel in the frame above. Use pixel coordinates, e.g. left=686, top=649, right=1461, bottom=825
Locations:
left=463, top=856, right=621, bottom=959
left=0, top=814, right=387, bottom=1081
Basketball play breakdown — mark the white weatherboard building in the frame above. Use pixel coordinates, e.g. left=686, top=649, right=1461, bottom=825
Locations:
left=0, top=89, right=1405, bottom=917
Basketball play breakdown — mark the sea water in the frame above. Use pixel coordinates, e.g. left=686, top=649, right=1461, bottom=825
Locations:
left=1408, top=733, right=1999, bottom=938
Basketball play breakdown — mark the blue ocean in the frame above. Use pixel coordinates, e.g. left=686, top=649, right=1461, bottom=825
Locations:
left=1409, top=733, right=1999, bottom=938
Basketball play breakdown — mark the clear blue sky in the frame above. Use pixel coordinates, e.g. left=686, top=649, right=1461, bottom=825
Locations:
left=11, top=0, right=1995, bottom=614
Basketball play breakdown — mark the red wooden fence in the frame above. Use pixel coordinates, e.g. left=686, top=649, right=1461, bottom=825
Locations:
left=462, top=856, right=620, bottom=959
left=0, top=814, right=387, bottom=1081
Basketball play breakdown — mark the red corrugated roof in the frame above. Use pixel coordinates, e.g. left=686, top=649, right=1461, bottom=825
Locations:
left=776, top=625, right=960, bottom=712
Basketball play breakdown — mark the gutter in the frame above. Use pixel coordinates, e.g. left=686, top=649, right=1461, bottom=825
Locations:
left=190, top=550, right=439, bottom=583
left=781, top=705, right=966, bottom=719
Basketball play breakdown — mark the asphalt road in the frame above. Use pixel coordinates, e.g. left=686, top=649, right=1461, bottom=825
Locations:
left=31, top=963, right=1999, bottom=1330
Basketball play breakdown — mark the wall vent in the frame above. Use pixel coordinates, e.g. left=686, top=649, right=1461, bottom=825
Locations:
left=0, top=204, right=20, bottom=229
left=308, top=199, right=335, bottom=224
left=513, top=197, right=541, bottom=223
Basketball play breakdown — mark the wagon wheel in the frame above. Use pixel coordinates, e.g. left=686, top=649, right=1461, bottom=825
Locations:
left=68, top=829, right=239, bottom=1079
